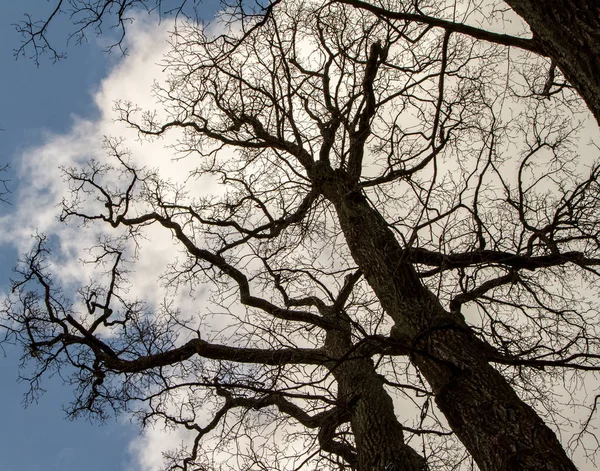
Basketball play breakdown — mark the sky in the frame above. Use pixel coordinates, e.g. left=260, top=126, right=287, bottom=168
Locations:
left=0, top=2, right=221, bottom=470
left=1, top=2, right=600, bottom=471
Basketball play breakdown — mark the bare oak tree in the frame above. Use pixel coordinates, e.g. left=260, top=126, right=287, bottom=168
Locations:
left=6, top=1, right=600, bottom=470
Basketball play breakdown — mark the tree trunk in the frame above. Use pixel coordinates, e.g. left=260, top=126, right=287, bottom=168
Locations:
left=505, top=0, right=600, bottom=125
left=319, top=169, right=577, bottom=470
left=325, top=313, right=427, bottom=471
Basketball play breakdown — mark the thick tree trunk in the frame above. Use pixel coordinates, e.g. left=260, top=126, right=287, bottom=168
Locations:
left=318, top=168, right=577, bottom=470
left=505, top=0, right=600, bottom=125
left=325, top=315, right=427, bottom=471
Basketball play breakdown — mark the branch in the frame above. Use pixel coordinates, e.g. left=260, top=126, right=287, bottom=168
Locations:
left=347, top=40, right=386, bottom=181
left=14, top=0, right=206, bottom=64
left=449, top=273, right=516, bottom=313
left=118, top=108, right=314, bottom=170
left=406, top=247, right=599, bottom=272
left=334, top=0, right=544, bottom=55
left=214, top=387, right=357, bottom=467
left=492, top=353, right=600, bottom=372
left=98, top=337, right=328, bottom=372
left=162, top=189, right=319, bottom=253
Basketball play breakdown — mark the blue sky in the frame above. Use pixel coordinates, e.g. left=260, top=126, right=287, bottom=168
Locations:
left=0, top=2, right=219, bottom=470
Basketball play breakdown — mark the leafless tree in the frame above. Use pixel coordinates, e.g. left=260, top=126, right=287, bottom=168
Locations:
left=5, top=1, right=600, bottom=471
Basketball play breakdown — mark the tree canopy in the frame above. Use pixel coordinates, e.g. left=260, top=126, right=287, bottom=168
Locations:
left=5, top=1, right=600, bottom=470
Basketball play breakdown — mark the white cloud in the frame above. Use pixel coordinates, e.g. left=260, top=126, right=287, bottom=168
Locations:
left=127, top=422, right=195, bottom=471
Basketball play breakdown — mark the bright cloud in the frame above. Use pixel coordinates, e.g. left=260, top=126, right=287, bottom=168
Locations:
left=127, top=421, right=195, bottom=471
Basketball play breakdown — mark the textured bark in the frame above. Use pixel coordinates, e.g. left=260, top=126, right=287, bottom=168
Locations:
left=315, top=165, right=577, bottom=471
left=413, top=332, right=577, bottom=471
left=505, top=0, right=600, bottom=125
left=325, top=315, right=427, bottom=471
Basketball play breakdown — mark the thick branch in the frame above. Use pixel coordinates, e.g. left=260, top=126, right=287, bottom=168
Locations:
left=336, top=0, right=544, bottom=55
left=347, top=41, right=386, bottom=181
left=98, top=337, right=327, bottom=372
left=407, top=247, right=599, bottom=272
